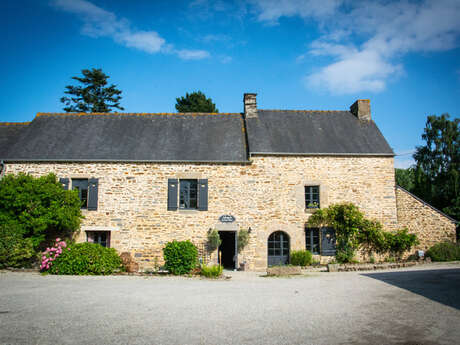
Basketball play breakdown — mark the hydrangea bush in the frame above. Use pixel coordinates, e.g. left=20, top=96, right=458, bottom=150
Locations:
left=40, top=238, right=68, bottom=271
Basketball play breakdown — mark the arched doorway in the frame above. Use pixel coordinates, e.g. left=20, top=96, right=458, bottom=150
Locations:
left=267, top=231, right=290, bottom=266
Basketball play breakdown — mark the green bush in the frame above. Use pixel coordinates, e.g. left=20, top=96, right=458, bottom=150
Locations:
left=384, top=228, right=419, bottom=259
left=426, top=242, right=460, bottom=261
left=0, top=222, right=35, bottom=268
left=290, top=250, right=313, bottom=266
left=335, top=245, right=356, bottom=263
left=207, top=230, right=221, bottom=251
left=0, top=173, right=83, bottom=248
left=200, top=264, right=223, bottom=278
left=163, top=240, right=198, bottom=275
left=237, top=229, right=250, bottom=253
left=48, top=243, right=123, bottom=275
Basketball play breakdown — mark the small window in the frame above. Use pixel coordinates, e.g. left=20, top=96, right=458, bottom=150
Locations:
left=86, top=231, right=110, bottom=248
left=73, top=179, right=89, bottom=209
left=179, top=179, right=198, bottom=209
left=305, top=227, right=320, bottom=254
left=305, top=186, right=320, bottom=209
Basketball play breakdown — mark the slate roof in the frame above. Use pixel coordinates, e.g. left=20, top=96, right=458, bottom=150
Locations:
left=0, top=122, right=30, bottom=158
left=246, top=110, right=394, bottom=156
left=0, top=113, right=248, bottom=162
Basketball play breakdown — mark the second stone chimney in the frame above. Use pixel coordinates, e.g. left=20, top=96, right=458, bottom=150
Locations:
left=350, top=99, right=371, bottom=121
left=244, top=93, right=257, bottom=118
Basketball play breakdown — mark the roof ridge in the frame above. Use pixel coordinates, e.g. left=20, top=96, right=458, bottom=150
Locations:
left=0, top=122, right=31, bottom=126
left=36, top=112, right=240, bottom=117
left=259, top=109, right=347, bottom=113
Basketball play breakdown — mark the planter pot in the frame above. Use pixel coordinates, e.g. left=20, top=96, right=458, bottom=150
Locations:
left=327, top=264, right=340, bottom=272
left=267, top=266, right=301, bottom=276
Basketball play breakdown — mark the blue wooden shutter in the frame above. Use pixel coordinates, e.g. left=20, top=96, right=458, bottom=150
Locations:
left=198, top=179, right=208, bottom=211
left=321, top=227, right=336, bottom=256
left=59, top=178, right=69, bottom=190
left=168, top=179, right=178, bottom=211
left=87, top=178, right=99, bottom=211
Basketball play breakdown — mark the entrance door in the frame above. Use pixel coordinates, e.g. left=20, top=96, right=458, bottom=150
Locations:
left=218, top=231, right=236, bottom=269
left=268, top=231, right=290, bottom=266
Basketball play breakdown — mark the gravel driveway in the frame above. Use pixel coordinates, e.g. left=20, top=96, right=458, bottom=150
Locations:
left=1, top=263, right=459, bottom=345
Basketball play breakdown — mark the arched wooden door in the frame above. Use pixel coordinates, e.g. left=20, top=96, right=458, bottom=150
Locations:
left=267, top=231, right=290, bottom=266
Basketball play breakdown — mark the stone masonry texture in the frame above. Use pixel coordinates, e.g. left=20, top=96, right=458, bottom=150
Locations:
left=396, top=187, right=456, bottom=251
left=4, top=156, right=456, bottom=271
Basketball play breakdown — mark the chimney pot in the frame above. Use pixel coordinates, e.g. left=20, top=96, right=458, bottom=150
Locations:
left=244, top=93, right=257, bottom=118
left=350, top=99, right=371, bottom=121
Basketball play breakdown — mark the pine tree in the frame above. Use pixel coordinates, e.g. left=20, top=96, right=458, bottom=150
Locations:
left=60, top=68, right=124, bottom=112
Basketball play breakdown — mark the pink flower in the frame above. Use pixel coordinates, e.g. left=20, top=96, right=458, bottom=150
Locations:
left=56, top=238, right=61, bottom=242
left=42, top=256, right=46, bottom=260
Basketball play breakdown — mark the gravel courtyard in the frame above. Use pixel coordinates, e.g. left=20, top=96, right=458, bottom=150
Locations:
left=1, top=263, right=459, bottom=345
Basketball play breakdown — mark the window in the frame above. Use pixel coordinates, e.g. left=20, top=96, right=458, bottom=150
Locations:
left=305, top=186, right=320, bottom=209
left=179, top=179, right=198, bottom=209
left=305, top=227, right=320, bottom=254
left=70, top=178, right=99, bottom=210
left=167, top=178, right=208, bottom=211
left=73, top=179, right=89, bottom=209
left=86, top=231, right=110, bottom=247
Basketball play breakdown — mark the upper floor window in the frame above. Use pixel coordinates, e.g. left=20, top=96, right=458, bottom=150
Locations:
left=305, top=186, right=320, bottom=209
left=179, top=179, right=198, bottom=209
left=60, top=177, right=99, bottom=211
left=167, top=178, right=208, bottom=211
left=72, top=179, right=89, bottom=209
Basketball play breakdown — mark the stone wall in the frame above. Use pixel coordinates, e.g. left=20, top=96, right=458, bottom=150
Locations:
left=5, top=155, right=397, bottom=271
left=396, top=186, right=457, bottom=251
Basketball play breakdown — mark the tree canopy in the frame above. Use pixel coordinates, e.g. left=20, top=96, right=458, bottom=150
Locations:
left=175, top=91, right=218, bottom=113
left=60, top=68, right=124, bottom=113
left=396, top=114, right=459, bottom=223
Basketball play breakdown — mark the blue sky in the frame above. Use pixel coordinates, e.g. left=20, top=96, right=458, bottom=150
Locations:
left=1, top=0, right=459, bottom=168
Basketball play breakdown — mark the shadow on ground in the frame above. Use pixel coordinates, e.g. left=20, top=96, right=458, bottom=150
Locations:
left=363, top=268, right=460, bottom=310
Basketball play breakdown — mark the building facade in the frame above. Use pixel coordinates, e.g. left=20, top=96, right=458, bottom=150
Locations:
left=0, top=94, right=456, bottom=271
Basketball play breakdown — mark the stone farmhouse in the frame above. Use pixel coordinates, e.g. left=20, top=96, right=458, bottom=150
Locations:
left=0, top=94, right=456, bottom=271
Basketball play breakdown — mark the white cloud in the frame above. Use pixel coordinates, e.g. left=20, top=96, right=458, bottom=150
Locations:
left=176, top=49, right=210, bottom=60
left=251, top=0, right=460, bottom=94
left=51, top=0, right=208, bottom=60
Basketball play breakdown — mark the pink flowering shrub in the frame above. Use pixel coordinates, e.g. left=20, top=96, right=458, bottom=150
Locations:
left=40, top=238, right=68, bottom=271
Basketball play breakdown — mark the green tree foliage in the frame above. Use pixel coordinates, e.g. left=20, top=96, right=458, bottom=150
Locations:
left=426, top=242, right=460, bottom=261
left=412, top=114, right=459, bottom=221
left=395, top=168, right=415, bottom=191
left=61, top=68, right=124, bottom=113
left=0, top=173, right=83, bottom=249
left=0, top=222, right=35, bottom=268
left=163, top=240, right=198, bottom=275
left=207, top=229, right=221, bottom=251
left=48, top=243, right=124, bottom=275
left=175, top=91, right=218, bottom=113
left=237, top=229, right=250, bottom=253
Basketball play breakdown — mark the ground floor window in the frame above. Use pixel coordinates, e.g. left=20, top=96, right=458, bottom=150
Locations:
left=305, top=227, right=336, bottom=256
left=86, top=231, right=111, bottom=247
left=267, top=231, right=290, bottom=266
left=305, top=227, right=320, bottom=254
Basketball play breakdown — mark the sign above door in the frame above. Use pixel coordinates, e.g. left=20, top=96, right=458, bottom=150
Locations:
left=219, top=215, right=236, bottom=223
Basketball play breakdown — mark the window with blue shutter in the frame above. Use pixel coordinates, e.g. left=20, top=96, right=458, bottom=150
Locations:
left=87, top=178, right=99, bottom=211
left=168, top=179, right=178, bottom=211
left=168, top=178, right=208, bottom=211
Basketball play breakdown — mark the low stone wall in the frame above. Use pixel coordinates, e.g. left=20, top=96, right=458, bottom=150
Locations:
left=396, top=187, right=457, bottom=252
left=328, top=259, right=431, bottom=272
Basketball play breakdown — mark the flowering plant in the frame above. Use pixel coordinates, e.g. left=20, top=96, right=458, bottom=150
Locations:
left=40, top=238, right=68, bottom=271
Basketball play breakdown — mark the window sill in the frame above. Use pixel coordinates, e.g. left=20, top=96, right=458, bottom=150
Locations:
left=178, top=209, right=200, bottom=214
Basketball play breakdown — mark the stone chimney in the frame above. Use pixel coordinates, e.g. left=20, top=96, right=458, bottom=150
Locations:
left=350, top=99, right=371, bottom=121
left=244, top=93, right=257, bottom=118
